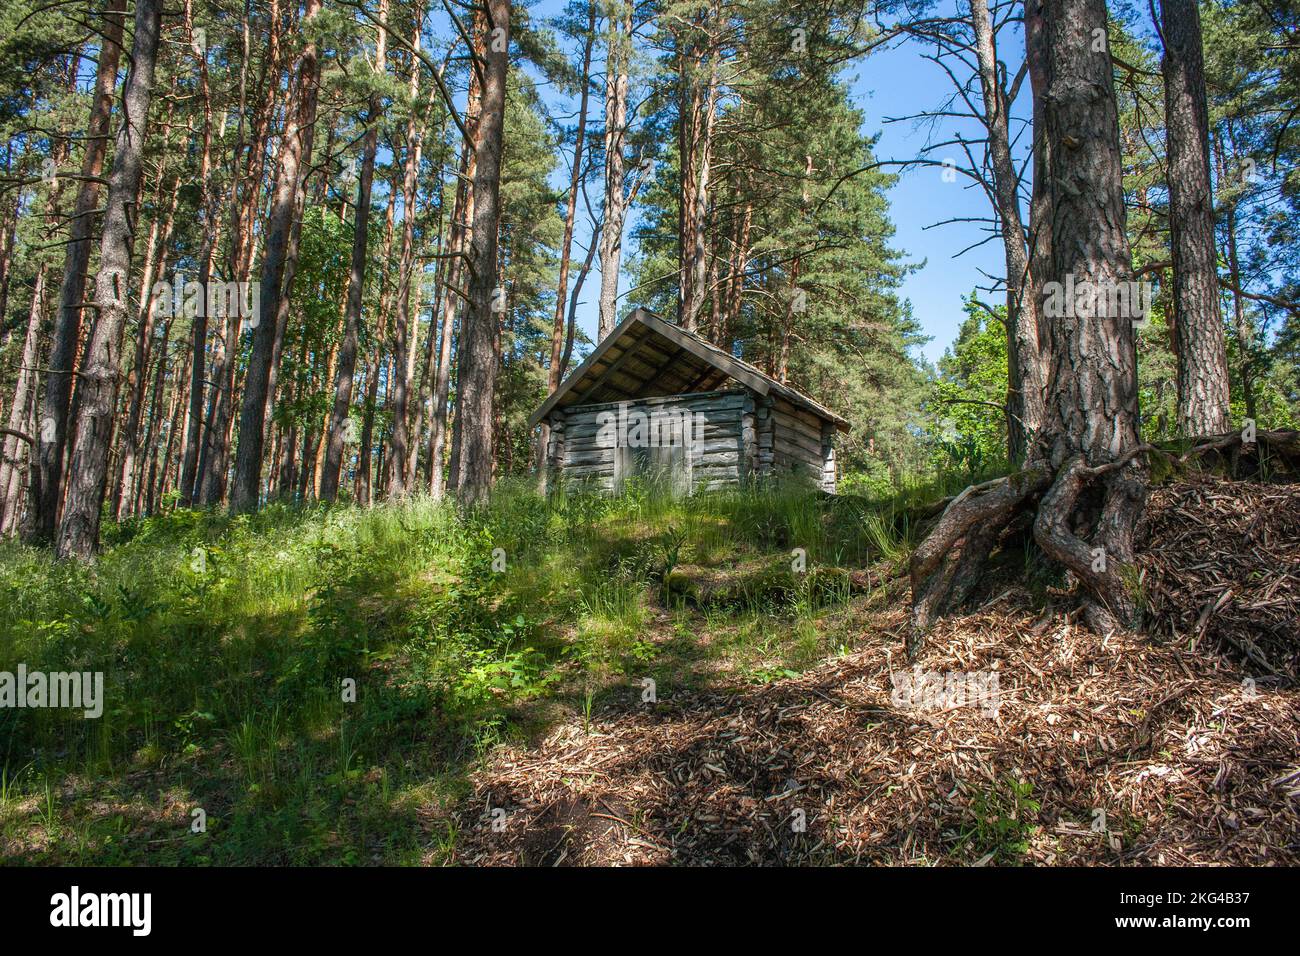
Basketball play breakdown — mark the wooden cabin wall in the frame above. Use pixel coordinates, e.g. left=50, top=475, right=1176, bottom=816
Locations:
left=769, top=396, right=835, bottom=489
left=690, top=391, right=748, bottom=488
left=548, top=391, right=751, bottom=493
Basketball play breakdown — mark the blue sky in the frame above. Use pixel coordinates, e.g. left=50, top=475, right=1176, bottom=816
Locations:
left=522, top=1, right=1030, bottom=367
left=848, top=32, right=1022, bottom=364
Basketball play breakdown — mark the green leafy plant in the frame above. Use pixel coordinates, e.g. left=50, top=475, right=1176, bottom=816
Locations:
left=957, top=776, right=1041, bottom=865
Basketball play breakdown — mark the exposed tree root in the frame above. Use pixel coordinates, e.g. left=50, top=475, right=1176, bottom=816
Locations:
left=907, top=466, right=1051, bottom=656
left=906, top=430, right=1297, bottom=659
left=1032, top=453, right=1147, bottom=636
left=1172, top=428, right=1300, bottom=478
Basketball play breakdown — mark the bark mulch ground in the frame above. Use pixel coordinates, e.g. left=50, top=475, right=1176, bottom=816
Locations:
left=450, top=478, right=1300, bottom=866
left=1141, top=476, right=1300, bottom=679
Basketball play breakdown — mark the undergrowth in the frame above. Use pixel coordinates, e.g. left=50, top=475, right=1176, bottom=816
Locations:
left=0, top=475, right=920, bottom=864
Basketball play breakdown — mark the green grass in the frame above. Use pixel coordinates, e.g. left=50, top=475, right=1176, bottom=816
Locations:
left=0, top=475, right=917, bottom=865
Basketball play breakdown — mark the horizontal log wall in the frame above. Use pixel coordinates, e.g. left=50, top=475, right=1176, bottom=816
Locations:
left=547, top=391, right=750, bottom=493
left=769, top=396, right=836, bottom=491
left=544, top=390, right=837, bottom=494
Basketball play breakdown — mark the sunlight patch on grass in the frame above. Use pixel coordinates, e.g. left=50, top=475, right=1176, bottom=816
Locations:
left=0, top=475, right=930, bottom=863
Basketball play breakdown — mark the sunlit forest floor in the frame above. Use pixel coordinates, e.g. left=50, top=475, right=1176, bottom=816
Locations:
left=1, top=476, right=1296, bottom=865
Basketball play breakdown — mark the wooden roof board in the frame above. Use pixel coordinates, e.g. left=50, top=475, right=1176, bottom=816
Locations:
left=529, top=308, right=850, bottom=430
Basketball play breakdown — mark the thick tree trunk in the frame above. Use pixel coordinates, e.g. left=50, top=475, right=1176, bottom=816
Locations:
left=1160, top=0, right=1230, bottom=435
left=231, top=0, right=323, bottom=512
left=1030, top=0, right=1145, bottom=634
left=31, top=0, right=126, bottom=543
left=263, top=175, right=313, bottom=473
left=1019, top=0, right=1144, bottom=634
left=55, top=0, right=162, bottom=558
left=1037, top=2, right=1139, bottom=468
left=597, top=0, right=632, bottom=340
left=910, top=0, right=1146, bottom=651
left=451, top=0, right=510, bottom=503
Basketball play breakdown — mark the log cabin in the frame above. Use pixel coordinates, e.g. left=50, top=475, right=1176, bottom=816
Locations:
left=529, top=308, right=849, bottom=495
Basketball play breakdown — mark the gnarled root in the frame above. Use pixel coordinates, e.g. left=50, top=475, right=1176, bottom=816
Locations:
left=1032, top=454, right=1148, bottom=636
left=906, top=466, right=1051, bottom=658
left=907, top=446, right=1154, bottom=658
left=905, top=431, right=1296, bottom=658
left=1175, top=428, right=1300, bottom=478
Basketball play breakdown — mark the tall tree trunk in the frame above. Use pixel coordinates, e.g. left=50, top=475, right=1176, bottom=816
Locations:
left=197, top=5, right=284, bottom=505
left=0, top=267, right=45, bottom=534
left=31, top=0, right=126, bottom=543
left=358, top=186, right=399, bottom=504
left=385, top=0, right=424, bottom=498
left=677, top=45, right=697, bottom=328
left=1160, top=0, right=1230, bottom=435
left=264, top=176, right=312, bottom=467
left=910, top=0, right=1146, bottom=649
left=1034, top=5, right=1139, bottom=460
left=1031, top=0, right=1145, bottom=628
left=403, top=19, right=445, bottom=487
left=597, top=0, right=631, bottom=340
left=55, top=0, right=163, bottom=558
left=971, top=0, right=1045, bottom=463
left=451, top=0, right=511, bottom=503
left=441, top=11, right=488, bottom=496
left=683, top=35, right=719, bottom=332
left=185, top=0, right=265, bottom=506
left=539, top=1, right=596, bottom=484
left=115, top=177, right=179, bottom=519
left=231, top=0, right=323, bottom=512
left=321, top=0, right=388, bottom=503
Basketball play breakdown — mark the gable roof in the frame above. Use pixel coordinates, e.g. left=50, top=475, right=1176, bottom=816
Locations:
left=528, top=308, right=850, bottom=430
